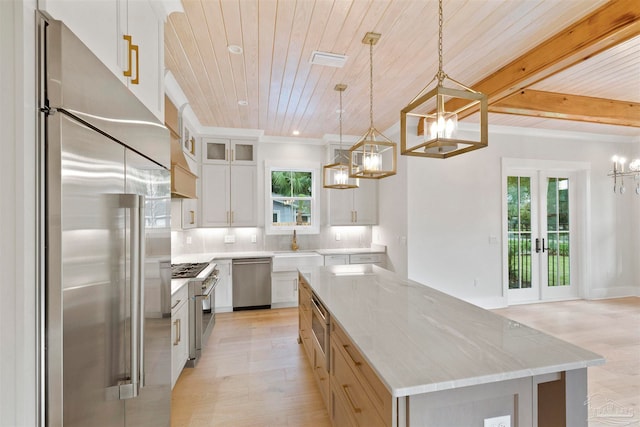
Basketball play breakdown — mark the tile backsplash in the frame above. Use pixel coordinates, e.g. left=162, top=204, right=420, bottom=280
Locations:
left=171, top=226, right=372, bottom=256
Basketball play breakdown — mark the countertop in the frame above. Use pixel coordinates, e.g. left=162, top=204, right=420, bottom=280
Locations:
left=171, top=248, right=385, bottom=264
left=301, top=264, right=605, bottom=398
left=171, top=278, right=189, bottom=296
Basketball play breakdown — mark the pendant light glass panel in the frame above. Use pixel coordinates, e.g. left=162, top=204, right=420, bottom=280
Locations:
left=349, top=129, right=396, bottom=179
left=323, top=162, right=359, bottom=189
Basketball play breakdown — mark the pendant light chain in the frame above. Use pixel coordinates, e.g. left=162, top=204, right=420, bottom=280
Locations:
left=437, top=0, right=445, bottom=85
left=369, top=39, right=374, bottom=129
left=339, top=86, right=343, bottom=149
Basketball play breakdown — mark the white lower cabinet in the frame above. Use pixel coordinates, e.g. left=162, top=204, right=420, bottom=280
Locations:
left=271, top=253, right=323, bottom=307
left=214, top=259, right=233, bottom=312
left=171, top=284, right=189, bottom=389
left=324, top=254, right=348, bottom=265
left=271, top=271, right=298, bottom=307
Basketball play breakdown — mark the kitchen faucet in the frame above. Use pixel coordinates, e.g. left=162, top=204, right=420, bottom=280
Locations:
left=291, top=230, right=299, bottom=251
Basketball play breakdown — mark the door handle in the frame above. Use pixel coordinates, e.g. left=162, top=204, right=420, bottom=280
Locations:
left=536, top=237, right=547, bottom=253
left=117, top=194, right=145, bottom=399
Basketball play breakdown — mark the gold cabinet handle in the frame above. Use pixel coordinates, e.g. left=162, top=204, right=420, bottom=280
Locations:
left=343, top=344, right=362, bottom=367
left=173, top=319, right=180, bottom=346
left=231, top=149, right=234, bottom=162
left=354, top=211, right=358, bottom=223
left=189, top=210, right=195, bottom=225
left=230, top=211, right=234, bottom=224
left=122, top=35, right=139, bottom=84
left=131, top=43, right=139, bottom=84
left=342, top=385, right=362, bottom=413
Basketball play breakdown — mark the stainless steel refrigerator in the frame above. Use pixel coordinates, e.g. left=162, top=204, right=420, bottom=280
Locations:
left=40, top=18, right=171, bottom=427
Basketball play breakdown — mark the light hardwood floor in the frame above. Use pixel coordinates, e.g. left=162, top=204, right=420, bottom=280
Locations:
left=172, top=298, right=639, bottom=426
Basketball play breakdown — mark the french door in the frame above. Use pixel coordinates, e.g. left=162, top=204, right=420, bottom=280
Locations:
left=506, top=169, right=578, bottom=303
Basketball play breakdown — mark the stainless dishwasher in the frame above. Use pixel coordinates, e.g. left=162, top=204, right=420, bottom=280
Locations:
left=232, top=258, right=272, bottom=310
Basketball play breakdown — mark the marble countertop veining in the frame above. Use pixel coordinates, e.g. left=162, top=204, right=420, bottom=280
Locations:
left=301, top=264, right=605, bottom=398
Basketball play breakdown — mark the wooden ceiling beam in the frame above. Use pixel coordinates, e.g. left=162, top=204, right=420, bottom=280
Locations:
left=451, top=0, right=640, bottom=119
left=490, top=90, right=640, bottom=127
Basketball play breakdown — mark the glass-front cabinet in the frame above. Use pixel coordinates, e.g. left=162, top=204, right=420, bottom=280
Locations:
left=202, top=138, right=256, bottom=165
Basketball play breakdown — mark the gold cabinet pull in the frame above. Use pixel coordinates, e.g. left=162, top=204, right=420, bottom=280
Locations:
left=342, top=385, right=362, bottom=413
left=173, top=319, right=180, bottom=346
left=131, top=43, right=139, bottom=84
left=122, top=35, right=139, bottom=84
left=123, top=35, right=133, bottom=77
left=189, top=210, right=195, bottom=224
left=343, top=344, right=362, bottom=367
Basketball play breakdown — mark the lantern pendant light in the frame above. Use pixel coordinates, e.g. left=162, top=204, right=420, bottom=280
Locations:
left=400, top=0, right=488, bottom=159
left=323, top=84, right=359, bottom=189
left=349, top=32, right=397, bottom=179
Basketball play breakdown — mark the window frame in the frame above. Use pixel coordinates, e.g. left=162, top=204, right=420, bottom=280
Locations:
left=265, top=161, right=321, bottom=235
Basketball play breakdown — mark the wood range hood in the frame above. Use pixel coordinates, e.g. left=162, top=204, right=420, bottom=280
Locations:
left=165, top=96, right=197, bottom=199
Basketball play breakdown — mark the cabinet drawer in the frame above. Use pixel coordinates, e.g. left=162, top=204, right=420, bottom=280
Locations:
left=330, top=338, right=386, bottom=427
left=332, top=321, right=393, bottom=424
left=312, top=337, right=330, bottom=407
left=171, top=283, right=188, bottom=313
left=299, top=308, right=313, bottom=361
left=331, top=383, right=357, bottom=427
left=349, top=253, right=384, bottom=264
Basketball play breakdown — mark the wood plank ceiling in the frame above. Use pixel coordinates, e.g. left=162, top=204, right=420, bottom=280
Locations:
left=165, top=0, right=640, bottom=139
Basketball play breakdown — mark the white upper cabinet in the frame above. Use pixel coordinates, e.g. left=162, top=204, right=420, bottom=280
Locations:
left=200, top=164, right=256, bottom=227
left=39, top=0, right=165, bottom=121
left=326, top=144, right=378, bottom=225
left=202, top=138, right=256, bottom=165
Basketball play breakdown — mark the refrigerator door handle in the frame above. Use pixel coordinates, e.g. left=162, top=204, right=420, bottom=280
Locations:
left=117, top=194, right=145, bottom=400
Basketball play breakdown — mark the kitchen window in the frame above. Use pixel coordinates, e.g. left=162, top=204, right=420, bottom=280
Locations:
left=266, top=162, right=320, bottom=234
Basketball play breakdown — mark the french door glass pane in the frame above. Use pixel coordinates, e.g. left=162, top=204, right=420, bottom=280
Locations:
left=547, top=177, right=570, bottom=286
left=507, top=176, right=532, bottom=289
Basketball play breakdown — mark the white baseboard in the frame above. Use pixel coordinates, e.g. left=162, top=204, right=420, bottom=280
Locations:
left=271, top=301, right=298, bottom=309
left=215, top=306, right=233, bottom=313
left=463, top=296, right=508, bottom=310
left=587, top=286, right=640, bottom=300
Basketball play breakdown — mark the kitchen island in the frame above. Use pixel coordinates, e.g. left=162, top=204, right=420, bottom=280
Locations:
left=299, top=264, right=604, bottom=427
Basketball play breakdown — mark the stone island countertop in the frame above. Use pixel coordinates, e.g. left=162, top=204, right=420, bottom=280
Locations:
left=300, top=264, right=604, bottom=398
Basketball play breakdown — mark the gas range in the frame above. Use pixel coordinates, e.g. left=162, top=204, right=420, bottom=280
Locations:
left=171, top=262, right=209, bottom=279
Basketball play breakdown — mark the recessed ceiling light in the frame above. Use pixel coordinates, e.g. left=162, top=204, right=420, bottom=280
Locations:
left=238, top=100, right=248, bottom=106
left=292, top=130, right=300, bottom=136
left=227, top=45, right=243, bottom=55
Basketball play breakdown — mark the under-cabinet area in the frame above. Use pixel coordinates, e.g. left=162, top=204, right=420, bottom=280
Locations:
left=298, top=266, right=604, bottom=427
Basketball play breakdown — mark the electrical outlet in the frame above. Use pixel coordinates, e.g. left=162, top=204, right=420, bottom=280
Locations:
left=484, top=415, right=511, bottom=427
left=186, top=236, right=192, bottom=245
left=224, top=235, right=235, bottom=244
left=251, top=234, right=257, bottom=243
left=335, top=233, right=341, bottom=241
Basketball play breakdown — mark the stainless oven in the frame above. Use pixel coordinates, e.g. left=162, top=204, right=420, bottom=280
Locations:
left=311, top=292, right=330, bottom=371
left=187, top=265, right=219, bottom=366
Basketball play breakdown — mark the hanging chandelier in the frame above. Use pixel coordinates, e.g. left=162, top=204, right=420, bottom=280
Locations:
left=400, top=0, right=488, bottom=159
left=323, top=84, right=359, bottom=189
left=349, top=32, right=397, bottom=179
left=609, top=155, right=640, bottom=194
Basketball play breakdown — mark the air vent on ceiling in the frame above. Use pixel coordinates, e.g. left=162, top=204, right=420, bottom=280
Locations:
left=309, top=51, right=348, bottom=68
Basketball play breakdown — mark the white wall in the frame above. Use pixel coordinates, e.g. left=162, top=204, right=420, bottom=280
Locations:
left=1, top=0, right=38, bottom=425
left=372, top=125, right=408, bottom=278
left=377, top=126, right=639, bottom=308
